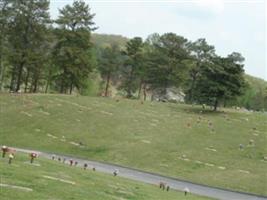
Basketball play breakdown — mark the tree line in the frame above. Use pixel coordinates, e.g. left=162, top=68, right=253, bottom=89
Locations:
left=1, top=0, right=264, bottom=111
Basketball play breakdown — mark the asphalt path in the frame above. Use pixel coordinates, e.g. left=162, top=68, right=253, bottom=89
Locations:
left=12, top=147, right=267, bottom=200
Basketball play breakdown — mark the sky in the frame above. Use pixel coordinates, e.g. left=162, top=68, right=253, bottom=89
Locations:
left=50, top=0, right=266, bottom=80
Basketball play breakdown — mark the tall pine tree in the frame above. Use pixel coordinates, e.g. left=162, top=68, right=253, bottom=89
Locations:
left=54, top=0, right=96, bottom=94
left=120, top=37, right=144, bottom=98
left=6, top=0, right=50, bottom=92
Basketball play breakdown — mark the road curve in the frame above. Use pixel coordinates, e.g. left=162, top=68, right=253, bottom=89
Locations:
left=13, top=147, right=267, bottom=200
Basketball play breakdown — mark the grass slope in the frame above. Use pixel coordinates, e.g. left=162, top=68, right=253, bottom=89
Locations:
left=0, top=152, right=211, bottom=200
left=0, top=94, right=266, bottom=195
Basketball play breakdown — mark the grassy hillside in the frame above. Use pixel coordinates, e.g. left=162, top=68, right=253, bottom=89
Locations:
left=0, top=94, right=266, bottom=195
left=0, top=152, right=211, bottom=200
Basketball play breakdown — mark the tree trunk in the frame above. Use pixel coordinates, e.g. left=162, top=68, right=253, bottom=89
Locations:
left=104, top=72, right=111, bottom=97
left=60, top=75, right=65, bottom=93
left=24, top=69, right=30, bottom=93
left=60, top=84, right=64, bottom=93
left=45, top=79, right=49, bottom=93
left=0, top=62, right=6, bottom=91
left=126, top=67, right=134, bottom=98
left=15, top=61, right=25, bottom=92
left=143, top=83, right=147, bottom=101
left=69, top=81, right=73, bottom=95
left=9, top=67, right=16, bottom=92
left=0, top=52, right=3, bottom=91
left=188, top=74, right=197, bottom=103
left=138, top=79, right=143, bottom=99
left=45, top=69, right=52, bottom=93
left=60, top=68, right=68, bottom=94
left=29, top=80, right=34, bottom=93
left=213, top=98, right=218, bottom=111
left=164, top=76, right=168, bottom=95
left=33, top=77, right=38, bottom=93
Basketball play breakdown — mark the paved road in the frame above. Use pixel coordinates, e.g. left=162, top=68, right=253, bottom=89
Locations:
left=13, top=147, right=267, bottom=200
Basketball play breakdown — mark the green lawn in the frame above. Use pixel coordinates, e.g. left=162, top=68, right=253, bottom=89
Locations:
left=0, top=152, right=211, bottom=200
left=0, top=93, right=266, bottom=195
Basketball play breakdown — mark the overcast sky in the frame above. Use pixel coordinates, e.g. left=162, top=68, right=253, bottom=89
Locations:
left=50, top=0, right=266, bottom=80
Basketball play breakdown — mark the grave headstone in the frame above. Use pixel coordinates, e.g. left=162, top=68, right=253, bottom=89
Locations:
left=166, top=185, right=170, bottom=191
left=84, top=163, right=88, bottom=170
left=8, top=153, right=14, bottom=164
left=159, top=182, right=166, bottom=190
left=30, top=153, right=37, bottom=163
left=249, top=139, right=254, bottom=146
left=184, top=187, right=190, bottom=196
left=113, top=169, right=119, bottom=176
left=70, top=159, right=73, bottom=166
left=1, top=146, right=8, bottom=158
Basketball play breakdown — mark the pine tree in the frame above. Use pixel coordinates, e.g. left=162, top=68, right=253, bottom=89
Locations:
left=120, top=37, right=144, bottom=98
left=193, top=53, right=245, bottom=111
left=54, top=0, right=96, bottom=94
left=98, top=44, right=121, bottom=97
left=147, top=33, right=190, bottom=94
left=185, top=38, right=215, bottom=102
left=6, top=0, right=50, bottom=92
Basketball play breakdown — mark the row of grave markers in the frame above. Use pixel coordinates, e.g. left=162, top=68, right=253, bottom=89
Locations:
left=1, top=145, right=193, bottom=196
left=1, top=145, right=119, bottom=176
left=1, top=146, right=37, bottom=164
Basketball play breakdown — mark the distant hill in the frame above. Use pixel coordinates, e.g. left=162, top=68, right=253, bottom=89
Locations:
left=230, top=74, right=267, bottom=111
left=244, top=74, right=267, bottom=91
left=91, top=33, right=128, bottom=48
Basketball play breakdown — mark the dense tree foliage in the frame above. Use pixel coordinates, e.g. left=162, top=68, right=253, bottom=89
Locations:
left=2, top=0, right=51, bottom=92
left=120, top=37, right=144, bottom=98
left=151, top=33, right=189, bottom=90
left=0, top=0, right=10, bottom=91
left=185, top=38, right=215, bottom=103
left=53, top=0, right=96, bottom=94
left=98, top=44, right=121, bottom=97
left=228, top=75, right=267, bottom=111
left=0, top=0, right=265, bottom=111
left=191, top=53, right=245, bottom=110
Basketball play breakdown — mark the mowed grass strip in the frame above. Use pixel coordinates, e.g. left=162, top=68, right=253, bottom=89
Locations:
left=0, top=153, right=212, bottom=200
left=0, top=93, right=266, bottom=195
